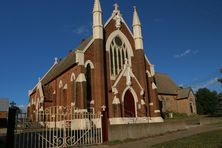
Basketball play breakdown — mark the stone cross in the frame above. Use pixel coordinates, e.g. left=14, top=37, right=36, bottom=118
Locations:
left=114, top=3, right=119, bottom=11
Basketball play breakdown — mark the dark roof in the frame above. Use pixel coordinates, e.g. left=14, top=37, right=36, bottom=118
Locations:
left=155, top=73, right=179, bottom=95
left=41, top=51, right=76, bottom=85
left=77, top=36, right=93, bottom=51
left=177, top=87, right=192, bottom=99
left=41, top=36, right=93, bottom=85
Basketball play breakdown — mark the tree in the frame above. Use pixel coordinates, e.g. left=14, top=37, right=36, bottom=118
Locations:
left=195, top=88, right=218, bottom=115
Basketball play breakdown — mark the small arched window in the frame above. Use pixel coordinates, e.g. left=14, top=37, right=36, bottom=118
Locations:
left=110, top=36, right=129, bottom=77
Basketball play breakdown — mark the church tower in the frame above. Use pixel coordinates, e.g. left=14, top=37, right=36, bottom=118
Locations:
left=92, top=0, right=108, bottom=141
left=92, top=0, right=106, bottom=113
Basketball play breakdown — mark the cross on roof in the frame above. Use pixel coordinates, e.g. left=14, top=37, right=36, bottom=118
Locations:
left=114, top=3, right=119, bottom=11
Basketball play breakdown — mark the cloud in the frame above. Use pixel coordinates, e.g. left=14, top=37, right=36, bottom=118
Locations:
left=72, top=25, right=90, bottom=36
left=191, top=77, right=219, bottom=91
left=174, top=49, right=191, bottom=58
left=174, top=49, right=199, bottom=58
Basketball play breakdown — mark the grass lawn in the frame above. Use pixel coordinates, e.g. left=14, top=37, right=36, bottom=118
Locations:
left=152, top=130, right=222, bottom=148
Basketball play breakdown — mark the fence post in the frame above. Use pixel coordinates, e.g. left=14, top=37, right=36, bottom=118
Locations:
left=6, top=106, right=18, bottom=148
left=102, top=110, right=108, bottom=142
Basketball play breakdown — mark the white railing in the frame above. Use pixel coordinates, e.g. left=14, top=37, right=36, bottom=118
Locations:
left=14, top=106, right=103, bottom=148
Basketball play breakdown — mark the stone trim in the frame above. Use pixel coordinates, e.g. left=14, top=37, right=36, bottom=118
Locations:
left=152, top=82, right=157, bottom=89
left=70, top=73, right=76, bottom=82
left=84, top=60, right=95, bottom=69
left=76, top=50, right=84, bottom=66
left=59, top=80, right=63, bottom=88
left=112, top=96, right=120, bottom=105
left=76, top=73, right=86, bottom=82
left=121, top=86, right=138, bottom=117
left=148, top=117, right=164, bottom=123
left=109, top=117, right=149, bottom=125
left=154, top=110, right=160, bottom=113
left=104, top=12, right=134, bottom=37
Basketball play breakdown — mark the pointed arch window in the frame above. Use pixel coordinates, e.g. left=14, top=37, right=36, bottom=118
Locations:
left=86, top=64, right=92, bottom=111
left=110, top=36, right=129, bottom=77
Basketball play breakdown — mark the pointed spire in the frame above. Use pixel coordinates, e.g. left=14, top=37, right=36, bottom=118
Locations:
left=133, top=6, right=141, bottom=26
left=133, top=6, right=143, bottom=50
left=93, top=0, right=102, bottom=13
left=92, top=0, right=103, bottom=39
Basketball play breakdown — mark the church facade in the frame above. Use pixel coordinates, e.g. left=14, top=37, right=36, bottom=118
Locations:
left=28, top=0, right=163, bottom=127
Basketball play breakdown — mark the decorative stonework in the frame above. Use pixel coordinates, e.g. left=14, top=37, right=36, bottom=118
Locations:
left=112, top=96, right=120, bottom=105
left=112, top=4, right=122, bottom=29
left=152, top=82, right=157, bottom=89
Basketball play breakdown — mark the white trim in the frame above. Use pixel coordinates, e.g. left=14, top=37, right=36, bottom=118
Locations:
left=37, top=81, right=44, bottom=98
left=63, top=84, right=68, bottom=90
left=148, top=117, right=164, bottom=123
left=145, top=55, right=151, bottom=66
left=59, top=80, right=63, bottom=88
left=82, top=39, right=94, bottom=53
left=76, top=73, right=86, bottom=82
left=104, top=13, right=134, bottom=37
left=84, top=60, right=95, bottom=69
left=70, top=73, right=76, bottom=82
left=112, top=64, right=144, bottom=96
left=152, top=82, right=157, bottom=89
left=29, top=62, right=57, bottom=96
left=154, top=110, right=160, bottom=113
left=149, top=102, right=154, bottom=106
left=106, top=30, right=134, bottom=57
left=71, top=102, right=75, bottom=106
left=146, top=70, right=152, bottom=78
left=112, top=96, right=120, bottom=105
left=90, top=100, right=94, bottom=105
left=109, top=117, right=149, bottom=125
left=150, top=65, right=155, bottom=76
left=76, top=50, right=84, bottom=66
left=141, top=99, right=146, bottom=105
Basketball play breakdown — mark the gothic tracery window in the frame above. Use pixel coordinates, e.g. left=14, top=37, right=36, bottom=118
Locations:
left=110, top=36, right=129, bottom=77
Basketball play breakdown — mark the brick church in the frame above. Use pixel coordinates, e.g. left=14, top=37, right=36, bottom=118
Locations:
left=28, top=0, right=163, bottom=126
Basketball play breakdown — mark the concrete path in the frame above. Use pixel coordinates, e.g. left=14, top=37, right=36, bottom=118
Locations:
left=89, top=124, right=222, bottom=148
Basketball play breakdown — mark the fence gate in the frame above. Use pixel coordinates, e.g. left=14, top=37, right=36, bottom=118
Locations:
left=14, top=106, right=103, bottom=148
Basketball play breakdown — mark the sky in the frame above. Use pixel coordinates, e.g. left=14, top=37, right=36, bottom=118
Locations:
left=0, top=0, right=221, bottom=107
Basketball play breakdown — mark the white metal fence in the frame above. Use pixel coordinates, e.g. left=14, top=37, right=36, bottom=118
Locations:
left=14, top=106, right=103, bottom=148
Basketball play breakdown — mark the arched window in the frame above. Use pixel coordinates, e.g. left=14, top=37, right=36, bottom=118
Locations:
left=86, top=64, right=92, bottom=111
left=110, top=36, right=129, bottom=77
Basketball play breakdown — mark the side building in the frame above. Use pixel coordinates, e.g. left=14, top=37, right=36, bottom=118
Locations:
left=155, top=73, right=197, bottom=115
left=0, top=98, right=9, bottom=127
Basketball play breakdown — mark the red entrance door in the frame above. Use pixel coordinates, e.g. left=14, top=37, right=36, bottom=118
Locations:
left=124, top=90, right=135, bottom=117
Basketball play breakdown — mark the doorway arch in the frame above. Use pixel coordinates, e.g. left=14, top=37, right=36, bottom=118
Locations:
left=124, top=90, right=136, bottom=117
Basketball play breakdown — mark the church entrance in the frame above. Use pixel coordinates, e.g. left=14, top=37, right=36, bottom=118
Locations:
left=124, top=90, right=136, bottom=117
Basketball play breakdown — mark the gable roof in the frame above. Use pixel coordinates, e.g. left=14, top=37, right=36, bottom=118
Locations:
left=41, top=51, right=76, bottom=85
left=177, top=87, right=192, bottom=99
left=77, top=36, right=93, bottom=51
left=155, top=73, right=179, bottom=95
left=31, top=36, right=92, bottom=89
